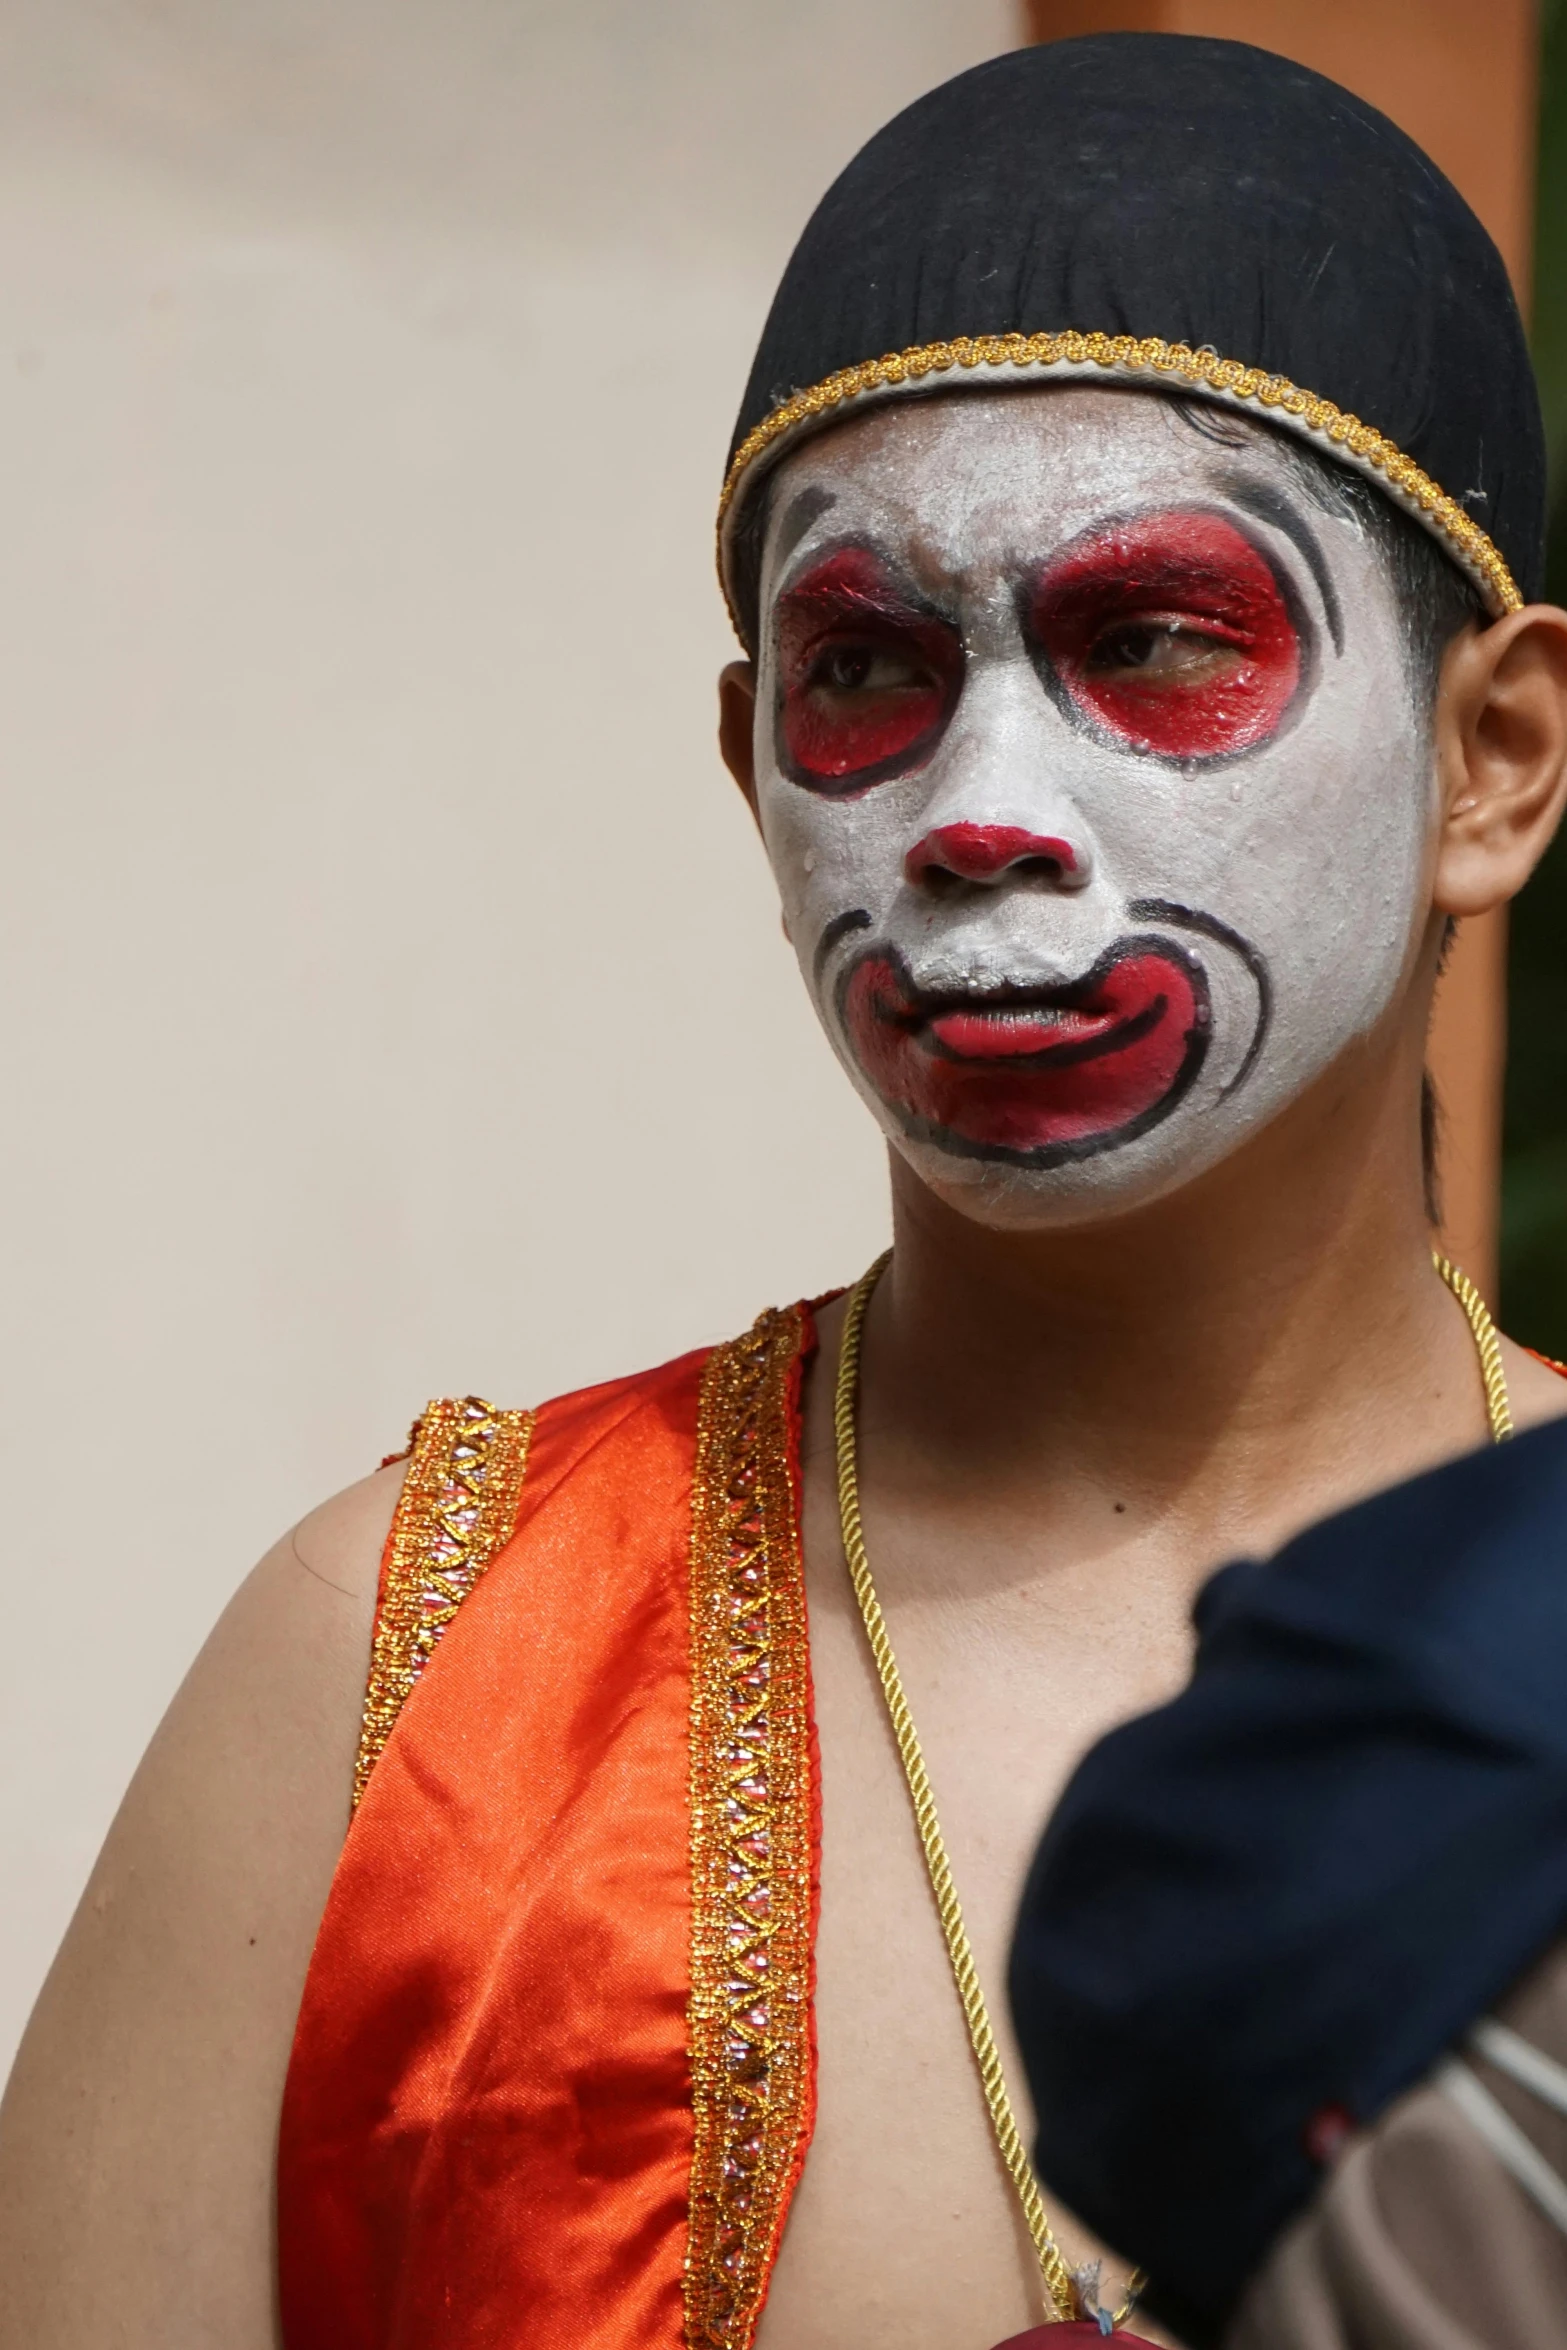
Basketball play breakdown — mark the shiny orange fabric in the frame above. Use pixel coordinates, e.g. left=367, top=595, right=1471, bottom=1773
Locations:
left=278, top=1343, right=745, bottom=2350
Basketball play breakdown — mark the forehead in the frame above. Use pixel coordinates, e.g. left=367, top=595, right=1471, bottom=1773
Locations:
left=760, top=385, right=1346, bottom=598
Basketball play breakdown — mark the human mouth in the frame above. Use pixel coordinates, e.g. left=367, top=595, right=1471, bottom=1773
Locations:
left=839, top=941, right=1210, bottom=1164
left=924, top=998, right=1126, bottom=1057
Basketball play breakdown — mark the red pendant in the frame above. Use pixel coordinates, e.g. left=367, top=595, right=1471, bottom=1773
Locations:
left=990, top=2329, right=1161, bottom=2347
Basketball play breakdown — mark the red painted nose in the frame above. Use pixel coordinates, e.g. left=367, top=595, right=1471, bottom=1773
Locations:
left=904, top=822, right=1081, bottom=887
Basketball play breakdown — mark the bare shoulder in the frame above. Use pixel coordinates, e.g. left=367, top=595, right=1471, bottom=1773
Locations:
left=0, top=1459, right=404, bottom=2350
left=290, top=1454, right=407, bottom=1607
left=1499, top=1332, right=1567, bottom=1433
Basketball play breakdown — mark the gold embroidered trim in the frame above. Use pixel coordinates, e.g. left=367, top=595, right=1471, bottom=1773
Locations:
left=352, top=1395, right=536, bottom=1810
left=686, top=1305, right=815, bottom=2350
left=717, top=330, right=1522, bottom=632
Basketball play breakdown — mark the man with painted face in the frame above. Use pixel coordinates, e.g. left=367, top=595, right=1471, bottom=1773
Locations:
left=4, top=32, right=1567, bottom=2350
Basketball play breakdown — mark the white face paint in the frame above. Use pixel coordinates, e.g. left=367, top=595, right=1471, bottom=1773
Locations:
left=749, top=388, right=1437, bottom=1228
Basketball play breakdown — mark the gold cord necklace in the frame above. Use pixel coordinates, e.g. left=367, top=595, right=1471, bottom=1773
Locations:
left=1433, top=1252, right=1514, bottom=1441
left=833, top=1246, right=1512, bottom=2336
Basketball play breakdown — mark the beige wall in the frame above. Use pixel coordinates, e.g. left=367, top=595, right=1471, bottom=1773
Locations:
left=0, top=1, right=1014, bottom=2069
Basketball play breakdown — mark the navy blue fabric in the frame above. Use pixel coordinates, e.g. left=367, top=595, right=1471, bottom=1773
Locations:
left=730, top=36, right=1544, bottom=604
left=1008, top=1416, right=1567, bottom=2346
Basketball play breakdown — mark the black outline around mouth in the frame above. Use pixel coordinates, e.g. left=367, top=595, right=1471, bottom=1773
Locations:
left=816, top=897, right=1272, bottom=1166
left=835, top=930, right=1214, bottom=1169
left=1127, top=899, right=1272, bottom=1097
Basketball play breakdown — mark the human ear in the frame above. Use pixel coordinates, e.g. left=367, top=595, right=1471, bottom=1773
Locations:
left=1432, top=605, right=1567, bottom=917
left=718, top=660, right=761, bottom=830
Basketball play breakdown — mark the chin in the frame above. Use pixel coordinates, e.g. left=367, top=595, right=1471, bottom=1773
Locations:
left=882, top=1109, right=1257, bottom=1234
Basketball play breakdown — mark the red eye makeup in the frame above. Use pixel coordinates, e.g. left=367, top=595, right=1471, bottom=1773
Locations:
left=775, top=546, right=963, bottom=789
left=1027, top=510, right=1302, bottom=760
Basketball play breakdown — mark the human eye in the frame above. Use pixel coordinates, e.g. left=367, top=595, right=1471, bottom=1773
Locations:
left=1029, top=511, right=1301, bottom=759
left=811, top=640, right=933, bottom=695
left=1082, top=615, right=1245, bottom=679
left=775, top=549, right=962, bottom=789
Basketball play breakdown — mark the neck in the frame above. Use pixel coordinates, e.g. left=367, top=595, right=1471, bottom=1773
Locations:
left=862, top=1029, right=1490, bottom=1567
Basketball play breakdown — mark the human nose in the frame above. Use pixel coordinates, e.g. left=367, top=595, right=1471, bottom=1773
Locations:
left=900, top=660, right=1097, bottom=895
left=903, top=823, right=1089, bottom=889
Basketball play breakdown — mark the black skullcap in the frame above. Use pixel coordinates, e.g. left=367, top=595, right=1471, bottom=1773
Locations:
left=720, top=35, right=1544, bottom=636
left=1008, top=1415, right=1567, bottom=2347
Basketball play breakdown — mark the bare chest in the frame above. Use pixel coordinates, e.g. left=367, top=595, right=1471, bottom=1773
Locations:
left=753, top=1468, right=1190, bottom=2350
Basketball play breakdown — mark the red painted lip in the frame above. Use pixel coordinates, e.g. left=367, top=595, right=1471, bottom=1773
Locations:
left=841, top=943, right=1209, bottom=1162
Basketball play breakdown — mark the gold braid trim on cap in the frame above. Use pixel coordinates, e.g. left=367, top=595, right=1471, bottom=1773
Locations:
left=717, top=330, right=1523, bottom=636
left=352, top=1395, right=536, bottom=1809
left=685, top=1305, right=815, bottom=2350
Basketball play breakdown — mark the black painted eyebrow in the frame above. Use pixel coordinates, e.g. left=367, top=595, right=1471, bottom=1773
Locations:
left=769, top=486, right=838, bottom=582
left=1218, top=473, right=1344, bottom=656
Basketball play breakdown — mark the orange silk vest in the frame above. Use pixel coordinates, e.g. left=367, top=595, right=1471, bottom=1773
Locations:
left=277, top=1304, right=820, bottom=2350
